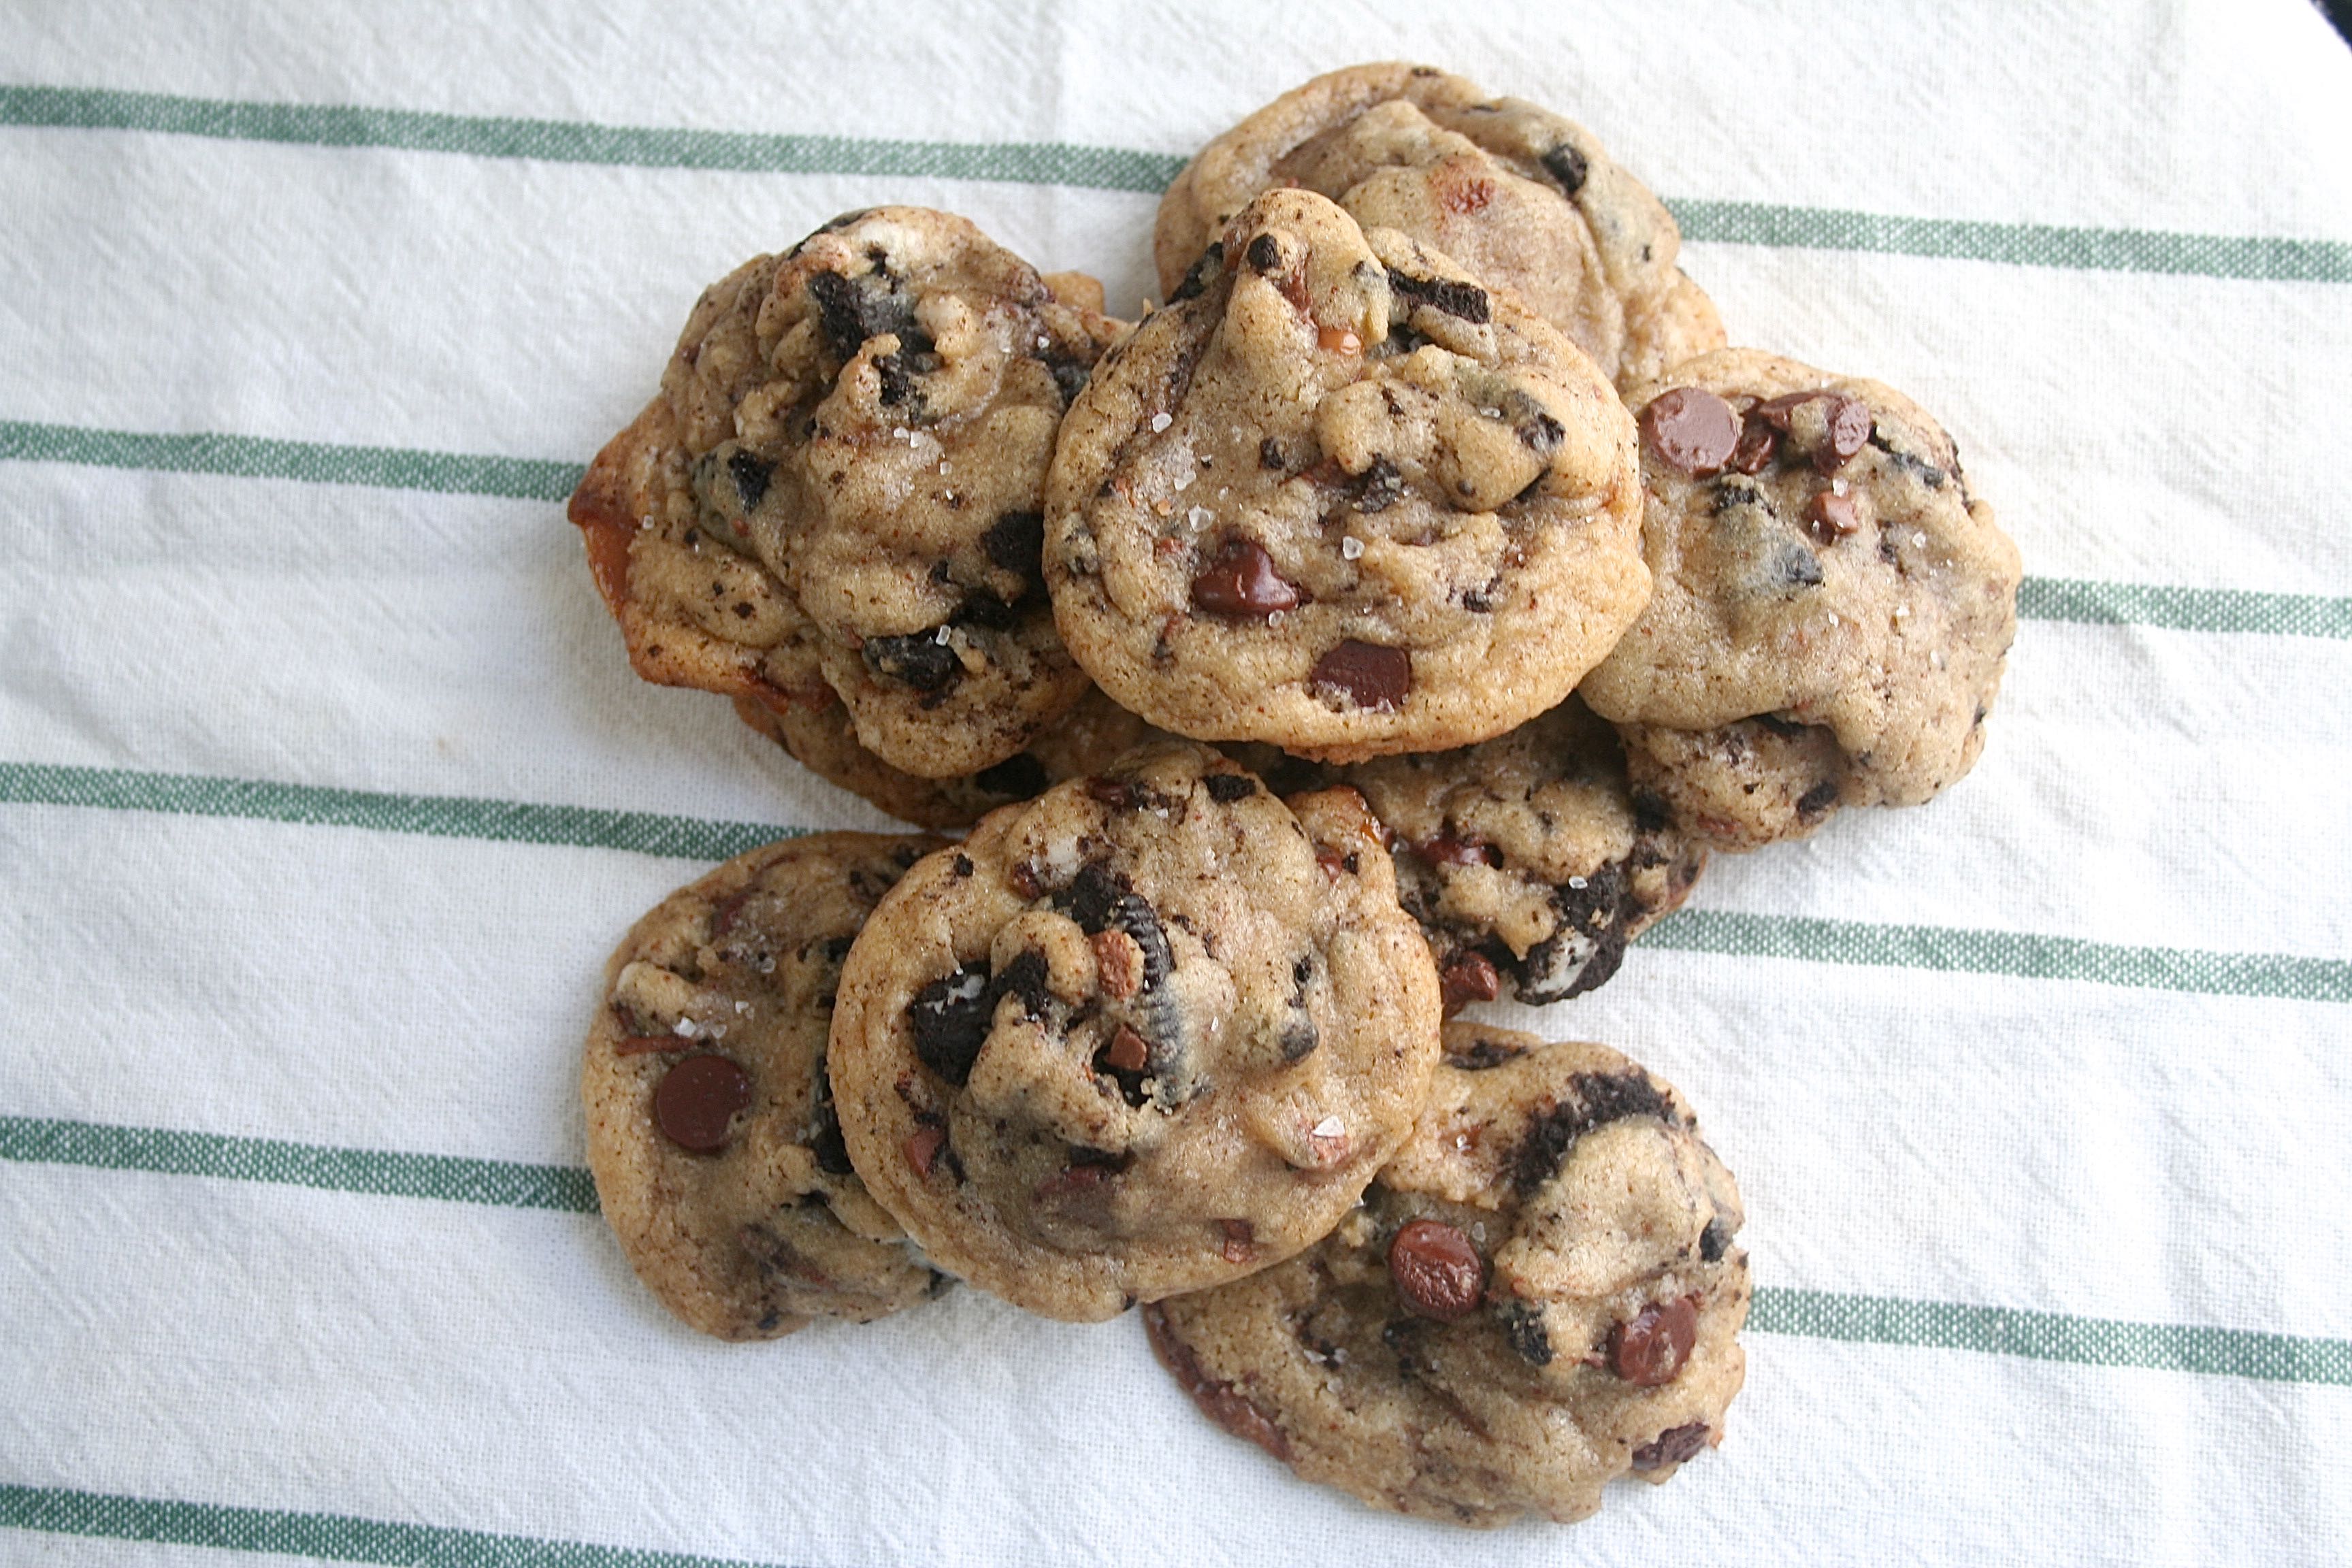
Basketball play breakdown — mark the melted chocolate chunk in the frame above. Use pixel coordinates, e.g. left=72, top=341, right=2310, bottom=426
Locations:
left=1796, top=780, right=1842, bottom=819
left=1610, top=1297, right=1699, bottom=1386
left=1386, top=268, right=1490, bottom=324
left=907, top=968, right=994, bottom=1087
left=1633, top=1422, right=1712, bottom=1471
left=808, top=1067, right=855, bottom=1176
left=1276, top=1017, right=1320, bottom=1062
left=1310, top=641, right=1411, bottom=711
left=1388, top=1218, right=1487, bottom=1322
left=1539, top=142, right=1590, bottom=196
left=1191, top=538, right=1301, bottom=617
left=726, top=451, right=772, bottom=511
left=1641, top=387, right=1741, bottom=477
left=1204, top=772, right=1256, bottom=802
left=1244, top=232, right=1284, bottom=273
left=863, top=631, right=960, bottom=692
left=653, top=1054, right=753, bottom=1154
left=1443, top=1028, right=1528, bottom=1071
left=1512, top=1070, right=1678, bottom=1193
left=1143, top=1305, right=1293, bottom=1460
left=1818, top=395, right=1874, bottom=472
left=1439, top=951, right=1502, bottom=1017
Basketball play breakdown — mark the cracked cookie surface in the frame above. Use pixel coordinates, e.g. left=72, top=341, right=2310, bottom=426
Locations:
left=583, top=832, right=953, bottom=1340
left=826, top=741, right=1442, bottom=1320
left=568, top=207, right=1125, bottom=778
left=1580, top=348, right=2021, bottom=849
left=1048, top=189, right=1647, bottom=763
left=1338, top=697, right=1703, bottom=1009
left=1156, top=62, right=1724, bottom=393
left=1144, top=1024, right=1747, bottom=1527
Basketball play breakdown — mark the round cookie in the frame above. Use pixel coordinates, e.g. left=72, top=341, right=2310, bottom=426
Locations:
left=827, top=740, right=1443, bottom=1320
left=568, top=207, right=1126, bottom=778
left=732, top=684, right=1169, bottom=832
left=1337, top=697, right=1704, bottom=1010
left=1156, top=63, right=1724, bottom=392
left=1047, top=189, right=1648, bottom=764
left=1143, top=1024, right=1748, bottom=1528
left=1579, top=348, right=2022, bottom=850
left=583, top=832, right=952, bottom=1340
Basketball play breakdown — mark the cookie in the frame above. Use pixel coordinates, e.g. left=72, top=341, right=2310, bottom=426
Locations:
left=732, top=684, right=1169, bottom=832
left=1047, top=189, right=1648, bottom=763
left=583, top=832, right=953, bottom=1339
left=826, top=741, right=1443, bottom=1320
left=1338, top=697, right=1703, bottom=1010
left=1579, top=348, right=2022, bottom=849
left=568, top=207, right=1126, bottom=778
left=1143, top=1024, right=1748, bottom=1527
left=1156, top=63, right=1724, bottom=393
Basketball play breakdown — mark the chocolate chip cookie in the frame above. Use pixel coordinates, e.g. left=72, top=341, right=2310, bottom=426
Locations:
left=826, top=741, right=1443, bottom=1320
left=568, top=207, right=1125, bottom=779
left=1143, top=1024, right=1747, bottom=1527
left=732, top=684, right=1169, bottom=832
left=1579, top=348, right=2022, bottom=849
left=583, top=832, right=953, bottom=1339
left=1338, top=697, right=1703, bottom=1011
left=1047, top=189, right=1648, bottom=764
left=1156, top=63, right=1724, bottom=392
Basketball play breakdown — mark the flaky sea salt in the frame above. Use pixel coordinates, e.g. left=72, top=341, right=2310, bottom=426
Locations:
left=1149, top=412, right=1173, bottom=433
left=1341, top=535, right=1364, bottom=560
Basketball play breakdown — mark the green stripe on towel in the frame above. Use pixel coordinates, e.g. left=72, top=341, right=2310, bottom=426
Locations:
left=0, top=760, right=799, bottom=863
left=5, top=83, right=2349, bottom=282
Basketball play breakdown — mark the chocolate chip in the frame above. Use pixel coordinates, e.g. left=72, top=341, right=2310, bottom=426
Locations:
left=1632, top=1421, right=1711, bottom=1471
left=1439, top=951, right=1501, bottom=1016
left=1699, top=1216, right=1735, bottom=1262
left=1796, top=780, right=1842, bottom=819
left=908, top=967, right=993, bottom=1086
left=1276, top=1017, right=1320, bottom=1062
left=1540, top=142, right=1589, bottom=195
left=808, top=1072, right=855, bottom=1176
left=973, top=754, right=1047, bottom=800
left=1191, top=538, right=1301, bottom=618
left=1414, top=834, right=1502, bottom=869
left=1819, top=395, right=1874, bottom=472
left=1517, top=410, right=1566, bottom=455
left=1386, top=269, right=1490, bottom=324
left=1218, top=1218, right=1255, bottom=1264
left=1204, top=772, right=1256, bottom=802
left=982, top=510, right=1046, bottom=586
left=1388, top=1218, right=1486, bottom=1322
left=1102, top=1024, right=1151, bottom=1074
left=1729, top=413, right=1778, bottom=474
left=1245, top=232, right=1284, bottom=273
left=1084, top=777, right=1134, bottom=809
left=1044, top=355, right=1092, bottom=406
left=902, top=1122, right=947, bottom=1177
left=1804, top=490, right=1861, bottom=541
left=1609, top=1297, right=1699, bottom=1386
left=652, top=1054, right=753, bottom=1153
left=1512, top=1071, right=1678, bottom=1193
left=863, top=631, right=960, bottom=692
left=1143, top=1305, right=1293, bottom=1460
left=1259, top=437, right=1286, bottom=470
left=726, top=451, right=772, bottom=510
left=1309, top=641, right=1411, bottom=710
left=1640, top=387, right=1741, bottom=476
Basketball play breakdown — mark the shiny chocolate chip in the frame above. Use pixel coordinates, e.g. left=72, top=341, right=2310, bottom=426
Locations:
left=1609, top=1297, right=1699, bottom=1386
left=1729, top=412, right=1779, bottom=474
left=653, top=1054, right=753, bottom=1153
left=1632, top=1421, right=1712, bottom=1471
left=1640, top=387, right=1740, bottom=476
left=1192, top=538, right=1301, bottom=618
left=1309, top=641, right=1410, bottom=710
left=1438, top=951, right=1501, bottom=1016
left=1414, top=834, right=1503, bottom=869
left=1818, top=395, right=1874, bottom=472
left=1388, top=1219, right=1486, bottom=1322
left=1804, top=490, right=1861, bottom=541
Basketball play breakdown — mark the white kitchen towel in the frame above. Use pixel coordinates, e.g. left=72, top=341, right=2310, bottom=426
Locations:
left=3, top=1, right=2349, bottom=1564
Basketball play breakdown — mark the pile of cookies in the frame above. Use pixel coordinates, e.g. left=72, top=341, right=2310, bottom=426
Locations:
left=567, top=63, right=2021, bottom=1529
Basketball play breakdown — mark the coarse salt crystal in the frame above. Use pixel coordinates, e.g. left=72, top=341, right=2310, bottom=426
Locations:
left=1912, top=531, right=1927, bottom=548
left=1187, top=506, right=1213, bottom=527
left=672, top=1017, right=698, bottom=1037
left=1311, top=1115, right=1345, bottom=1139
left=1149, top=412, right=1173, bottom=433
left=1568, top=875, right=1588, bottom=889
left=1341, top=535, right=1364, bottom=560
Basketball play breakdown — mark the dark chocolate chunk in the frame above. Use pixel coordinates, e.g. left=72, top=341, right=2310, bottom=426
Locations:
left=1044, top=355, right=1092, bottom=406
left=1818, top=394, right=1874, bottom=472
left=1245, top=232, right=1284, bottom=273
left=726, top=451, right=772, bottom=511
left=652, top=1053, right=753, bottom=1154
left=1439, top=951, right=1502, bottom=1017
left=1309, top=641, right=1411, bottom=711
left=1512, top=1070, right=1677, bottom=1193
left=1609, top=1297, right=1699, bottom=1386
left=1632, top=1421, right=1712, bottom=1471
left=807, top=1071, right=855, bottom=1176
left=1204, top=772, right=1256, bottom=802
left=1388, top=1218, right=1487, bottom=1322
left=1641, top=387, right=1741, bottom=477
left=1796, top=780, right=1842, bottom=819
left=1386, top=268, right=1491, bottom=324
left=907, top=967, right=994, bottom=1087
left=1276, top=1016, right=1320, bottom=1062
left=863, top=630, right=960, bottom=692
left=1191, top=538, right=1301, bottom=618
left=1699, top=1216, right=1735, bottom=1263
left=1767, top=540, right=1827, bottom=591
left=1540, top=142, right=1590, bottom=196
left=982, top=510, right=1046, bottom=585
left=973, top=753, right=1048, bottom=801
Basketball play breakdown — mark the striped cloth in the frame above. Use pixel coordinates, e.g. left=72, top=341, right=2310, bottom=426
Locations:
left=3, top=2, right=2348, bottom=1563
